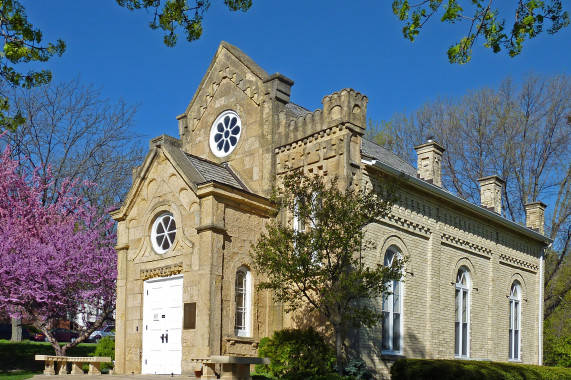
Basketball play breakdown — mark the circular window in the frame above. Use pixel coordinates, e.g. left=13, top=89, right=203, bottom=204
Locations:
left=151, top=213, right=176, bottom=254
left=209, top=110, right=242, bottom=157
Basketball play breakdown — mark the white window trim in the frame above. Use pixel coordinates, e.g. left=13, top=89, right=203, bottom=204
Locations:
left=234, top=267, right=252, bottom=337
left=509, top=283, right=522, bottom=361
left=151, top=212, right=176, bottom=254
left=382, top=249, right=403, bottom=355
left=455, top=268, right=470, bottom=358
left=209, top=110, right=242, bottom=158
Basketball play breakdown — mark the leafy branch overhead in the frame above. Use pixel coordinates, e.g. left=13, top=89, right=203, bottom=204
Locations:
left=116, top=0, right=252, bottom=46
left=392, top=1, right=570, bottom=63
left=0, top=0, right=65, bottom=129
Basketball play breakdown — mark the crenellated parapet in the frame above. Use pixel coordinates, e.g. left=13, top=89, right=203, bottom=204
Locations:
left=322, top=88, right=368, bottom=132
left=272, top=88, right=368, bottom=187
left=274, top=88, right=368, bottom=149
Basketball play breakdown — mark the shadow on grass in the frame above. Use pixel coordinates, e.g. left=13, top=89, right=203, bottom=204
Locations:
left=0, top=371, right=38, bottom=380
left=0, top=339, right=97, bottom=375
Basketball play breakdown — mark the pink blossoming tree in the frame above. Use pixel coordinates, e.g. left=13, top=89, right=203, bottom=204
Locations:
left=0, top=145, right=117, bottom=356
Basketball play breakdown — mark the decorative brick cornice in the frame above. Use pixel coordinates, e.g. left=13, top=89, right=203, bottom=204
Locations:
left=383, top=214, right=431, bottom=237
left=499, top=253, right=538, bottom=272
left=442, top=233, right=493, bottom=257
left=140, top=263, right=183, bottom=280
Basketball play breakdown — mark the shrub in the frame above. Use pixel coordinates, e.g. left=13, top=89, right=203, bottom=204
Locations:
left=91, top=336, right=114, bottom=371
left=390, top=358, right=571, bottom=380
left=256, top=328, right=336, bottom=378
left=282, top=372, right=353, bottom=380
left=343, top=358, right=373, bottom=379
left=544, top=333, right=571, bottom=368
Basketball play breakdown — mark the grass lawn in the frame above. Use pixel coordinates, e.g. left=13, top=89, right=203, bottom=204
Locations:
left=0, top=340, right=97, bottom=378
left=0, top=371, right=39, bottom=380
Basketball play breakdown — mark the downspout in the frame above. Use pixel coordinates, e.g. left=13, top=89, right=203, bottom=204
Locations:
left=538, top=247, right=545, bottom=365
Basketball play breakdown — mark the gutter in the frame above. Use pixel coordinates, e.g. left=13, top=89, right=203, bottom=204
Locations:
left=539, top=247, right=546, bottom=365
left=362, top=158, right=553, bottom=245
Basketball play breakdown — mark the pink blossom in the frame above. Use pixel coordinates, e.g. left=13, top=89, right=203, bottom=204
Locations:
left=0, top=145, right=117, bottom=355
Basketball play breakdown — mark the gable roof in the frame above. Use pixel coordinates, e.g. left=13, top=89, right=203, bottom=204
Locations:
left=181, top=41, right=269, bottom=116
left=360, top=138, right=551, bottom=244
left=361, top=138, right=417, bottom=177
left=183, top=152, right=246, bottom=190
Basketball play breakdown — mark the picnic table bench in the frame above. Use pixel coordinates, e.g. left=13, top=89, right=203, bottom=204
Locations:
left=189, top=356, right=270, bottom=380
left=35, top=355, right=112, bottom=375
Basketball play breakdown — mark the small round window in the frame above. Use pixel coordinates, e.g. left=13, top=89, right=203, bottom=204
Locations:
left=151, top=213, right=176, bottom=254
left=209, top=110, right=242, bottom=157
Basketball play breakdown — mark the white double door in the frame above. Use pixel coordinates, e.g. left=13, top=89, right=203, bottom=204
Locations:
left=142, top=275, right=183, bottom=374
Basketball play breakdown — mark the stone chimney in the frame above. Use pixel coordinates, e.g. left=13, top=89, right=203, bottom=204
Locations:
left=414, top=139, right=445, bottom=187
left=524, top=201, right=547, bottom=235
left=477, top=175, right=504, bottom=214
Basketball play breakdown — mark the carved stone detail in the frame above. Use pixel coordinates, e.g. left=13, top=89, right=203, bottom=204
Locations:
left=140, top=263, right=183, bottom=280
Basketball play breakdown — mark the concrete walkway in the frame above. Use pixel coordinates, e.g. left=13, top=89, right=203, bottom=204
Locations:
left=32, top=375, right=195, bottom=380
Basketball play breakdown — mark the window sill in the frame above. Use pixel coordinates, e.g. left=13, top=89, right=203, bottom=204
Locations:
left=380, top=353, right=405, bottom=361
left=508, top=359, right=522, bottom=363
left=225, top=335, right=258, bottom=348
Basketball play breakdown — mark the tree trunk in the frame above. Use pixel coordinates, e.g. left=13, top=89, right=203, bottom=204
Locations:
left=10, top=318, right=22, bottom=342
left=334, top=326, right=344, bottom=375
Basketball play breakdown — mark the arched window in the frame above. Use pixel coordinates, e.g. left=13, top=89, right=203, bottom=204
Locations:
left=509, top=282, right=521, bottom=360
left=455, top=267, right=470, bottom=358
left=234, top=267, right=251, bottom=337
left=382, top=249, right=403, bottom=354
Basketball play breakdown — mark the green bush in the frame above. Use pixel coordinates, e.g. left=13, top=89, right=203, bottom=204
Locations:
left=256, top=328, right=336, bottom=378
left=390, top=358, right=571, bottom=380
left=544, top=333, right=571, bottom=367
left=91, top=336, right=114, bottom=371
left=282, top=372, right=353, bottom=380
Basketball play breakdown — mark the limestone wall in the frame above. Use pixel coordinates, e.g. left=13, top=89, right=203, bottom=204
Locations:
left=357, top=171, right=543, bottom=376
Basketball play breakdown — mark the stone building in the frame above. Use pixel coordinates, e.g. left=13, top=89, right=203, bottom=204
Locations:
left=110, top=42, right=551, bottom=377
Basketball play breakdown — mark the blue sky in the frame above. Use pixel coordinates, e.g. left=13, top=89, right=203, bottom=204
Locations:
left=25, top=1, right=571, bottom=141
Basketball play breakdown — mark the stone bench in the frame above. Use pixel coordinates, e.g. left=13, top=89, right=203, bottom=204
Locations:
left=189, top=356, right=270, bottom=380
left=35, top=355, right=112, bottom=375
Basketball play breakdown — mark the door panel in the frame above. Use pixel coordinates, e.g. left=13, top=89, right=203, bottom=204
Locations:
left=142, top=276, right=183, bottom=374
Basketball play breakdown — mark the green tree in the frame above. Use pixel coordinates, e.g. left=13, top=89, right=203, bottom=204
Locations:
left=251, top=171, right=405, bottom=374
left=392, top=1, right=570, bottom=64
left=0, top=0, right=65, bottom=129
left=115, top=0, right=252, bottom=46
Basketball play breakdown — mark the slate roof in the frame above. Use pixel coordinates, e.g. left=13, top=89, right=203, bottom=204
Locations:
left=183, top=152, right=246, bottom=190
left=285, top=102, right=310, bottom=118
left=361, top=138, right=417, bottom=177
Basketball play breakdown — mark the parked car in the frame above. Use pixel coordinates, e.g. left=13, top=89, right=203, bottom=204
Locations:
left=44, top=328, right=79, bottom=342
left=32, top=332, right=46, bottom=341
left=88, top=325, right=114, bottom=343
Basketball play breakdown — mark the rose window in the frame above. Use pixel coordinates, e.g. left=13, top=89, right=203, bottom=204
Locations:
left=209, top=110, right=242, bottom=157
left=151, top=213, right=176, bottom=254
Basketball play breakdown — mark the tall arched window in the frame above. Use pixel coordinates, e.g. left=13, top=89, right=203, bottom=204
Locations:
left=455, top=267, right=470, bottom=358
left=382, top=249, right=403, bottom=354
left=234, top=267, right=251, bottom=337
left=509, top=282, right=521, bottom=360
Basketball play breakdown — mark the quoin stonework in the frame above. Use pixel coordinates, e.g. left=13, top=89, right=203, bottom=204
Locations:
left=110, top=42, right=551, bottom=379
